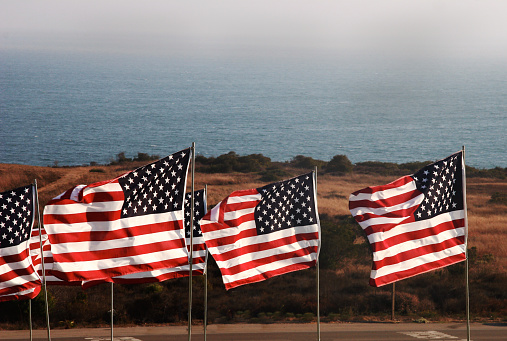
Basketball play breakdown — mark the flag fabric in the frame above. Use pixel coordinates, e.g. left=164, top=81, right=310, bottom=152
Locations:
left=200, top=172, right=320, bottom=290
left=82, top=189, right=207, bottom=287
left=43, top=148, right=191, bottom=282
left=0, top=185, right=42, bottom=302
left=29, top=224, right=79, bottom=286
left=0, top=287, right=41, bottom=302
left=349, top=151, right=466, bottom=287
left=184, top=189, right=208, bottom=273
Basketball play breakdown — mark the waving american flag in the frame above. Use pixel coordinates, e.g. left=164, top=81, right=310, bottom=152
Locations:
left=349, top=151, right=467, bottom=287
left=200, top=172, right=320, bottom=290
left=43, top=148, right=191, bottom=282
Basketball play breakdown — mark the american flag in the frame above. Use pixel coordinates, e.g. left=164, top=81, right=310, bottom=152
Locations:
left=349, top=151, right=467, bottom=287
left=0, top=185, right=42, bottom=302
left=200, top=172, right=320, bottom=290
left=82, top=189, right=208, bottom=287
left=43, top=148, right=191, bottom=282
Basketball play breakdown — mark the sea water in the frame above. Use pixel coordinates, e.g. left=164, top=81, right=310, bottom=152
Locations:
left=1, top=49, right=506, bottom=168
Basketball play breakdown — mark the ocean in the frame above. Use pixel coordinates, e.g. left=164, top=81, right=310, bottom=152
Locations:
left=1, top=49, right=506, bottom=169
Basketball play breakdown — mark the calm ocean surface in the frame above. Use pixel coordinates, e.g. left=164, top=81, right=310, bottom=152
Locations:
left=1, top=49, right=506, bottom=169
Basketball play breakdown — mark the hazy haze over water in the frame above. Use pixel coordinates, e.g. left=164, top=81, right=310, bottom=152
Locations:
left=1, top=1, right=506, bottom=168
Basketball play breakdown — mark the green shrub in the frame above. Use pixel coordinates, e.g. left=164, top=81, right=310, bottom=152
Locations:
left=326, top=155, right=353, bottom=174
left=289, top=155, right=326, bottom=170
left=489, top=192, right=507, bottom=205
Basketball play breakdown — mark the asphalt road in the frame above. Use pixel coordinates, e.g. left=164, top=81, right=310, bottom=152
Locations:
left=1, top=322, right=505, bottom=341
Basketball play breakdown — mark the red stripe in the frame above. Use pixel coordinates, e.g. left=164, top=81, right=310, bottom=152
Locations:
left=52, top=239, right=186, bottom=263
left=371, top=218, right=466, bottom=252
left=203, top=226, right=258, bottom=248
left=353, top=206, right=414, bottom=223
left=224, top=260, right=317, bottom=290
left=0, top=267, right=38, bottom=282
left=220, top=245, right=318, bottom=277
left=50, top=256, right=190, bottom=282
left=81, top=190, right=124, bottom=203
left=362, top=215, right=417, bottom=236
left=373, top=236, right=465, bottom=270
left=349, top=189, right=420, bottom=211
left=0, top=285, right=41, bottom=301
left=211, top=231, right=319, bottom=263
left=371, top=253, right=466, bottom=287
left=48, top=220, right=182, bottom=243
left=0, top=248, right=31, bottom=267
left=224, top=200, right=259, bottom=213
left=350, top=176, right=413, bottom=196
left=44, top=210, right=122, bottom=225
left=228, top=189, right=259, bottom=198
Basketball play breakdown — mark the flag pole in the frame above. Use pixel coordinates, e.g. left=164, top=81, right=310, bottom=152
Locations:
left=111, top=283, right=114, bottom=341
left=29, top=299, right=33, bottom=341
left=314, top=167, right=320, bottom=341
left=188, top=143, right=195, bottom=341
left=34, top=180, right=51, bottom=341
left=203, top=184, right=208, bottom=341
left=462, top=146, right=470, bottom=341
left=391, top=282, right=396, bottom=321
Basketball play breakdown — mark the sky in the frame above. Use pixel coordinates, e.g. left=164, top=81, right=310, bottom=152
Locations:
left=2, top=0, right=507, bottom=61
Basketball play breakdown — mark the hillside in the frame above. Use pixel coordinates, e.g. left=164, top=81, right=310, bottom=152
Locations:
left=0, top=154, right=506, bottom=328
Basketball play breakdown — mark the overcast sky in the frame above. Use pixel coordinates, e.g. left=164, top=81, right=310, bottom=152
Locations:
left=2, top=0, right=507, bottom=60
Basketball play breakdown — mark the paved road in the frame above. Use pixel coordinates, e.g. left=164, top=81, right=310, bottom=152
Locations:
left=1, top=322, right=505, bottom=341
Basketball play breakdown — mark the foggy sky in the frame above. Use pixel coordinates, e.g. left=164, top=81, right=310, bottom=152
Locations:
left=2, top=0, right=507, bottom=60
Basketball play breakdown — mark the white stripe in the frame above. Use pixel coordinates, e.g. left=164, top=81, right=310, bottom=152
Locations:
left=356, top=216, right=410, bottom=230
left=0, top=287, right=36, bottom=298
left=45, top=211, right=183, bottom=233
left=371, top=244, right=466, bottom=279
left=0, top=242, right=31, bottom=257
left=82, top=182, right=121, bottom=196
left=0, top=274, right=38, bottom=291
left=223, top=253, right=319, bottom=285
left=43, top=200, right=123, bottom=215
left=50, top=229, right=185, bottom=254
left=215, top=238, right=320, bottom=270
left=112, top=262, right=206, bottom=280
left=349, top=180, right=416, bottom=202
left=367, top=210, right=465, bottom=244
left=201, top=220, right=257, bottom=242
left=0, top=258, right=33, bottom=275
left=223, top=206, right=256, bottom=222
left=349, top=192, right=423, bottom=217
left=373, top=227, right=466, bottom=262
left=227, top=193, right=261, bottom=204
left=70, top=184, right=86, bottom=201
left=207, top=224, right=319, bottom=256
left=51, top=248, right=189, bottom=274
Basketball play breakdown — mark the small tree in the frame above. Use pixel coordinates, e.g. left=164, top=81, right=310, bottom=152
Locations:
left=326, top=155, right=353, bottom=174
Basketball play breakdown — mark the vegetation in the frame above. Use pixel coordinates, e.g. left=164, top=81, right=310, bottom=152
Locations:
left=0, top=152, right=506, bottom=329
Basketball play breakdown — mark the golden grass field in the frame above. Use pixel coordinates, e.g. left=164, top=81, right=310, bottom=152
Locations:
left=1, top=162, right=506, bottom=275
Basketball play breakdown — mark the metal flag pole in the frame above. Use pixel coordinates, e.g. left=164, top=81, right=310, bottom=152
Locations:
left=314, top=167, right=320, bottom=341
left=462, top=146, right=470, bottom=341
left=391, top=282, right=396, bottom=321
left=111, top=283, right=114, bottom=341
left=203, top=184, right=208, bottom=341
left=34, top=180, right=51, bottom=341
left=188, top=143, right=195, bottom=341
left=29, top=299, right=33, bottom=341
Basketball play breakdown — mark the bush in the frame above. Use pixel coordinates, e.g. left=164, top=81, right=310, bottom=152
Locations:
left=195, top=152, right=272, bottom=173
left=490, top=192, right=507, bottom=205
left=326, top=155, right=353, bottom=174
left=289, top=155, right=326, bottom=170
